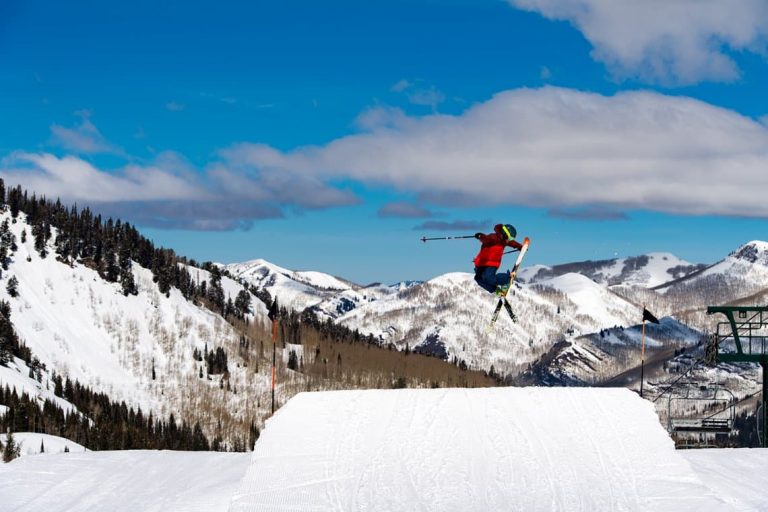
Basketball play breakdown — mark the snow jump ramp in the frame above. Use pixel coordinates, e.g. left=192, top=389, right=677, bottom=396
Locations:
left=229, top=387, right=731, bottom=512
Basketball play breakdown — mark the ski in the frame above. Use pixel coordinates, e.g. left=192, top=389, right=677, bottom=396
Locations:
left=487, top=237, right=530, bottom=330
left=502, top=298, right=517, bottom=322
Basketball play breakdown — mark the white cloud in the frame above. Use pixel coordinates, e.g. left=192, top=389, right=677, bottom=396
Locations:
left=16, top=87, right=768, bottom=228
left=221, top=86, right=768, bottom=218
left=0, top=148, right=358, bottom=230
left=166, top=101, right=186, bottom=112
left=407, top=87, right=446, bottom=111
left=390, top=79, right=413, bottom=92
left=50, top=113, right=122, bottom=154
left=508, top=0, right=768, bottom=85
left=0, top=152, right=205, bottom=203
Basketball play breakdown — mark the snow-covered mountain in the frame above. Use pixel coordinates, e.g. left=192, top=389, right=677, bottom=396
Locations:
left=519, top=252, right=705, bottom=288
left=225, top=259, right=355, bottom=311
left=0, top=210, right=274, bottom=443
left=224, top=259, right=417, bottom=320
left=654, top=241, right=768, bottom=295
left=224, top=242, right=768, bottom=386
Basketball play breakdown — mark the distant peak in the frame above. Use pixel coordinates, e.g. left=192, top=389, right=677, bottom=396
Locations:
left=731, top=240, right=768, bottom=264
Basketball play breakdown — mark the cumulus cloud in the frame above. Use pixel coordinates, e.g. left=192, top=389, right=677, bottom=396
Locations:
left=50, top=112, right=122, bottom=154
left=222, top=86, right=768, bottom=218
left=508, top=0, right=768, bottom=85
left=378, top=201, right=433, bottom=218
left=0, top=150, right=357, bottom=231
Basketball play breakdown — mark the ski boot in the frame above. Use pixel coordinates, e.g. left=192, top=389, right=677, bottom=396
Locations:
left=494, top=283, right=510, bottom=297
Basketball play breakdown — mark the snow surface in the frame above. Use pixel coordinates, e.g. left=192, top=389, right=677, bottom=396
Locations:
left=682, top=448, right=768, bottom=512
left=0, top=432, right=86, bottom=457
left=0, top=450, right=250, bottom=512
left=229, top=387, right=730, bottom=512
left=2, top=393, right=767, bottom=511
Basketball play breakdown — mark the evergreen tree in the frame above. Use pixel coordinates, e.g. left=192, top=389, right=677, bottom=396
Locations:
left=103, top=245, right=119, bottom=283
left=3, top=431, right=20, bottom=462
left=287, top=350, right=299, bottom=371
left=32, top=223, right=47, bottom=258
left=8, top=186, right=20, bottom=219
left=234, top=289, right=251, bottom=317
left=119, top=256, right=137, bottom=296
left=6, top=276, right=18, bottom=298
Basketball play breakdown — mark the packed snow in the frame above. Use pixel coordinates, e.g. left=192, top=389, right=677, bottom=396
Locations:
left=3, top=390, right=768, bottom=511
left=0, top=450, right=250, bottom=512
left=229, top=387, right=731, bottom=511
left=682, top=448, right=768, bottom=512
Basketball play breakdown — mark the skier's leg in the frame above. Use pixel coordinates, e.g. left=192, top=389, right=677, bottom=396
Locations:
left=495, top=271, right=511, bottom=288
left=474, top=266, right=497, bottom=293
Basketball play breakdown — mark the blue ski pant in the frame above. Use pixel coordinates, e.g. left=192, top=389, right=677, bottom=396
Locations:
left=474, top=266, right=510, bottom=293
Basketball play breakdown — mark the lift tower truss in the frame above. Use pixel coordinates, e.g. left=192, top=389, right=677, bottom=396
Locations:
left=707, top=305, right=768, bottom=446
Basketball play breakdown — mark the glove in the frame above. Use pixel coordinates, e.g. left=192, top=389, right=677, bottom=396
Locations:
left=474, top=232, right=483, bottom=239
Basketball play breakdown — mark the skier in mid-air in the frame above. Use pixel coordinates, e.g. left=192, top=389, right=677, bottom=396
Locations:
left=473, top=224, right=523, bottom=296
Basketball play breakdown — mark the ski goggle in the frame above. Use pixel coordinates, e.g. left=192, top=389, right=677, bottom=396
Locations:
left=502, top=225, right=515, bottom=241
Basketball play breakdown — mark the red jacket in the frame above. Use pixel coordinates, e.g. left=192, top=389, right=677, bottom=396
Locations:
left=473, top=233, right=522, bottom=268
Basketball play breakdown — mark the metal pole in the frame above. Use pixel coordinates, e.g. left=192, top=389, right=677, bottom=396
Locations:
left=640, top=320, right=646, bottom=398
left=762, top=359, right=767, bottom=447
left=271, top=316, right=277, bottom=414
left=420, top=235, right=476, bottom=243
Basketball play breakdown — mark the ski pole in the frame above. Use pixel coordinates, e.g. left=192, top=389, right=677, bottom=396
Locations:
left=420, top=235, right=476, bottom=243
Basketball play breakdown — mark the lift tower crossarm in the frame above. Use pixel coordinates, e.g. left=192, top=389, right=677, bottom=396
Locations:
left=706, top=306, right=768, bottom=363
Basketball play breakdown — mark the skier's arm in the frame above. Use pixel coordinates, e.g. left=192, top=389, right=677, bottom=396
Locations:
left=507, top=239, right=523, bottom=251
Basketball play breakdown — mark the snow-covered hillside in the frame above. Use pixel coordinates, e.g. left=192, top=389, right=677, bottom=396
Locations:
left=655, top=241, right=768, bottom=295
left=520, top=252, right=703, bottom=288
left=330, top=271, right=654, bottom=377
left=0, top=432, right=86, bottom=457
left=225, top=259, right=354, bottom=311
left=0, top=211, right=273, bottom=440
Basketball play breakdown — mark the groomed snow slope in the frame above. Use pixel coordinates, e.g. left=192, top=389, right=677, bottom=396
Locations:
left=0, top=450, right=250, bottom=512
left=229, top=387, right=730, bottom=512
left=682, top=449, right=768, bottom=512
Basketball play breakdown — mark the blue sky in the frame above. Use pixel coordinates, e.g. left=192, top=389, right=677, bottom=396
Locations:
left=1, top=0, right=767, bottom=283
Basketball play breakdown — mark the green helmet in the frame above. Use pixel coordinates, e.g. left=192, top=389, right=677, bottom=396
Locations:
left=500, top=223, right=516, bottom=241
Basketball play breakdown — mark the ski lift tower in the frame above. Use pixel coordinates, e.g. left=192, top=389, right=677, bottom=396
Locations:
left=707, top=305, right=768, bottom=447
